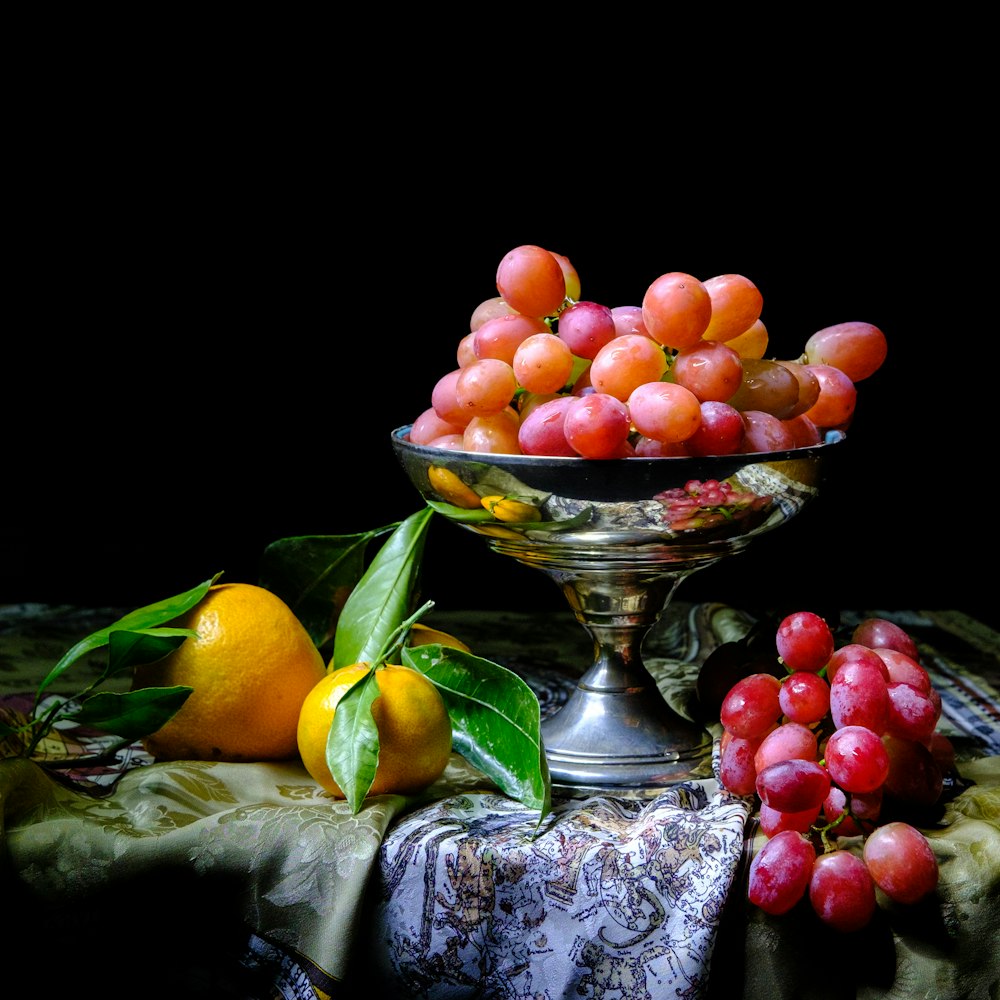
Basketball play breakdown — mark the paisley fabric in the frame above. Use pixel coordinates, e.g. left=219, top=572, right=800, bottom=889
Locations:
left=364, top=783, right=749, bottom=999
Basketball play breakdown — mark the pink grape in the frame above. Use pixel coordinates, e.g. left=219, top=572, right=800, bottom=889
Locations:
left=685, top=401, right=745, bottom=456
left=783, top=413, right=822, bottom=448
left=641, top=271, right=712, bottom=350
left=701, top=273, right=764, bottom=343
left=720, top=673, right=782, bottom=739
left=634, top=436, right=689, bottom=457
left=756, top=758, right=831, bottom=813
left=672, top=340, right=744, bottom=402
left=462, top=408, right=521, bottom=454
left=474, top=313, right=550, bottom=365
left=588, top=334, right=667, bottom=401
left=740, top=410, right=796, bottom=453
left=409, top=407, right=464, bottom=446
left=549, top=251, right=581, bottom=301
left=801, top=364, right=857, bottom=428
left=776, top=610, right=834, bottom=673
left=804, top=321, right=887, bottom=383
left=426, top=433, right=464, bottom=451
left=809, top=850, right=876, bottom=932
left=610, top=304, right=651, bottom=339
left=863, top=822, right=938, bottom=904
left=431, top=369, right=473, bottom=427
left=748, top=830, right=816, bottom=915
left=824, top=725, right=889, bottom=793
left=626, top=381, right=702, bottom=443
left=512, top=333, right=575, bottom=394
left=495, top=244, right=566, bottom=318
left=556, top=301, right=616, bottom=360
left=562, top=392, right=631, bottom=459
left=470, top=295, right=515, bottom=331
left=517, top=396, right=577, bottom=457
left=456, top=358, right=518, bottom=416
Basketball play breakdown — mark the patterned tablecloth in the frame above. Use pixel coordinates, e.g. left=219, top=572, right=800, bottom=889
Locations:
left=1, top=603, right=998, bottom=1000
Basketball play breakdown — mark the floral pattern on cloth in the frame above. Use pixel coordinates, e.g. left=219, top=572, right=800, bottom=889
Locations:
left=364, top=781, right=751, bottom=999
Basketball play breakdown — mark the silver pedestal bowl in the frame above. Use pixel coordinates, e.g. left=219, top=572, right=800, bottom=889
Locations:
left=391, top=425, right=845, bottom=789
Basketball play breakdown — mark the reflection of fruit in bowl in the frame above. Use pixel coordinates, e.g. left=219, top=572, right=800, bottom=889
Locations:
left=395, top=425, right=844, bottom=553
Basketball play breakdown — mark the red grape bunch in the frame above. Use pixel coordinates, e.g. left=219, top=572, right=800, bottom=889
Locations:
left=408, top=244, right=888, bottom=459
left=717, top=612, right=949, bottom=932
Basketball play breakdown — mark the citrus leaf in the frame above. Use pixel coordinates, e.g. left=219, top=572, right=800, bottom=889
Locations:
left=327, top=668, right=380, bottom=814
left=106, top=628, right=197, bottom=679
left=332, top=507, right=434, bottom=671
left=35, top=575, right=218, bottom=700
left=426, top=500, right=594, bottom=532
left=68, top=686, right=194, bottom=740
left=402, top=644, right=551, bottom=822
left=260, top=531, right=395, bottom=648
left=426, top=501, right=494, bottom=522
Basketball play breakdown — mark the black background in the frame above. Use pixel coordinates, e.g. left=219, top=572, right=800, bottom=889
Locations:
left=4, top=60, right=993, bottom=631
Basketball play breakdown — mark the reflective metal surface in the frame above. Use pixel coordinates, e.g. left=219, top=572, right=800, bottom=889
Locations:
left=391, top=425, right=846, bottom=788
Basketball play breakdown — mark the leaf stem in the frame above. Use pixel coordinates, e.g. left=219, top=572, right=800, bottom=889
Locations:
left=372, top=600, right=435, bottom=668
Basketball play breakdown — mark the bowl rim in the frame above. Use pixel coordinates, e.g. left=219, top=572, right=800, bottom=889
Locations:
left=391, top=424, right=846, bottom=470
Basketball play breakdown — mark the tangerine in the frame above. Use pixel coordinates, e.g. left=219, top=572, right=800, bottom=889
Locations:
left=131, top=582, right=326, bottom=762
left=297, top=662, right=452, bottom=797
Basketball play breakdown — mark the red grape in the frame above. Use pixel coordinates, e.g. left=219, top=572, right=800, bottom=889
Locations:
left=779, top=671, right=830, bottom=725
left=824, top=725, right=889, bottom=793
left=863, top=822, right=938, bottom=904
left=754, top=721, right=818, bottom=774
left=748, top=830, right=816, bottom=915
left=809, top=850, right=876, bottom=932
left=776, top=611, right=835, bottom=673
left=829, top=661, right=889, bottom=733
left=852, top=617, right=920, bottom=660
left=756, top=758, right=831, bottom=813
left=720, top=673, right=782, bottom=739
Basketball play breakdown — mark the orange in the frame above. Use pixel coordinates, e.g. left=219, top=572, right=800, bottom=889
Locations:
left=131, top=582, right=326, bottom=762
left=296, top=662, right=452, bottom=797
left=406, top=622, right=471, bottom=652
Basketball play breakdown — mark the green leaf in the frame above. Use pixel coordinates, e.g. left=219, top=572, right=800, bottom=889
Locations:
left=332, top=508, right=434, bottom=671
left=259, top=531, right=395, bottom=649
left=69, top=686, right=195, bottom=740
left=426, top=501, right=495, bottom=522
left=326, top=668, right=381, bottom=813
left=106, top=628, right=197, bottom=679
left=402, top=644, right=551, bottom=822
left=35, top=575, right=219, bottom=700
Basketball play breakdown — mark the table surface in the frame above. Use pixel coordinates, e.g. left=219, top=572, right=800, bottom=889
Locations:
left=1, top=602, right=998, bottom=1000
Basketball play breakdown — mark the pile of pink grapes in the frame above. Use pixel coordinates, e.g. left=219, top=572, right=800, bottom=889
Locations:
left=717, top=612, right=950, bottom=932
left=407, top=244, right=888, bottom=458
